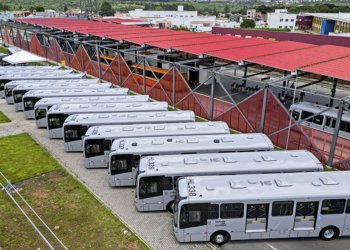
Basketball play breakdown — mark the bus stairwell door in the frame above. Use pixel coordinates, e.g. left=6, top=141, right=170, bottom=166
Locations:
left=294, top=202, right=318, bottom=233
left=181, top=204, right=209, bottom=242
left=342, top=200, right=350, bottom=236
left=246, top=204, right=269, bottom=238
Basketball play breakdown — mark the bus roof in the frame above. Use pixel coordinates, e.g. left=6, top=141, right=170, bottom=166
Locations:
left=5, top=79, right=100, bottom=87
left=110, top=133, right=274, bottom=155
left=290, top=102, right=350, bottom=122
left=63, top=111, right=195, bottom=126
left=13, top=82, right=112, bottom=91
left=48, top=102, right=168, bottom=115
left=35, top=95, right=149, bottom=107
left=0, top=73, right=85, bottom=80
left=0, top=66, right=61, bottom=70
left=178, top=171, right=350, bottom=202
left=23, top=88, right=129, bottom=98
left=139, top=150, right=322, bottom=176
left=84, top=121, right=230, bottom=140
left=0, top=69, right=72, bottom=74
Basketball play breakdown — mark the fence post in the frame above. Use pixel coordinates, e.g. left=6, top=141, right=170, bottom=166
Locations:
left=143, top=58, right=146, bottom=93
left=96, top=44, right=101, bottom=82
left=173, top=65, right=176, bottom=106
left=260, top=87, right=268, bottom=133
left=328, top=102, right=343, bottom=166
left=210, top=74, right=215, bottom=121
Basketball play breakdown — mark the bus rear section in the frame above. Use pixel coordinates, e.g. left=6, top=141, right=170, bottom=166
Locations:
left=48, top=102, right=168, bottom=139
left=0, top=79, right=11, bottom=98
left=83, top=121, right=230, bottom=166
left=173, top=172, right=350, bottom=244
left=135, top=150, right=323, bottom=212
left=35, top=95, right=150, bottom=128
left=108, top=134, right=274, bottom=187
left=22, top=88, right=129, bottom=119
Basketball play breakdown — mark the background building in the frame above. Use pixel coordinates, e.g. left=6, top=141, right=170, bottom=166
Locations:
left=246, top=9, right=256, bottom=20
left=310, top=13, right=350, bottom=36
left=296, top=13, right=313, bottom=30
left=266, top=9, right=297, bottom=30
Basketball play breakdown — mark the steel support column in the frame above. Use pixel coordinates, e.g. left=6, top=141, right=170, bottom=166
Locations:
left=143, top=58, right=146, bottom=93
left=66, top=41, right=70, bottom=66
left=260, top=87, right=268, bottom=133
left=243, top=66, right=247, bottom=87
left=282, top=71, right=288, bottom=96
left=328, top=102, right=343, bottom=166
left=96, top=44, right=101, bottom=82
left=173, top=65, right=176, bottom=106
left=330, top=78, right=337, bottom=107
left=210, top=75, right=215, bottom=121
left=118, top=53, right=121, bottom=86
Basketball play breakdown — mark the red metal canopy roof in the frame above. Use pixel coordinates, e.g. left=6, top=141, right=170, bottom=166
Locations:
left=245, top=45, right=350, bottom=71
left=300, top=56, right=350, bottom=82
left=205, top=41, right=316, bottom=62
left=172, top=38, right=274, bottom=55
left=10, top=18, right=350, bottom=81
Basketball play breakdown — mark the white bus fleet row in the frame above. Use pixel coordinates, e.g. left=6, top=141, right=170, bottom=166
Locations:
left=7, top=82, right=112, bottom=106
left=22, top=88, right=129, bottom=119
left=35, top=95, right=150, bottom=127
left=47, top=102, right=168, bottom=138
left=0, top=72, right=86, bottom=98
left=2, top=65, right=348, bottom=245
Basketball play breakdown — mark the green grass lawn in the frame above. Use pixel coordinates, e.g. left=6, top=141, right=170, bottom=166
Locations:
left=0, top=46, right=8, bottom=54
left=0, top=134, right=149, bottom=249
left=28, top=62, right=43, bottom=66
left=0, top=111, right=11, bottom=123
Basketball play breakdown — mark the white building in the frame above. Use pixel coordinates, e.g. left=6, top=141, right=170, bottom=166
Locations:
left=266, top=9, right=297, bottom=31
left=247, top=9, right=256, bottom=20
left=129, top=5, right=216, bottom=32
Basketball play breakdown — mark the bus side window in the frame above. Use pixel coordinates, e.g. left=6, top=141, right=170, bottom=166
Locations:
left=220, top=203, right=244, bottom=218
left=272, top=201, right=294, bottom=216
left=340, top=121, right=350, bottom=133
left=301, top=111, right=314, bottom=122
left=103, top=139, right=112, bottom=151
left=321, top=199, right=346, bottom=214
left=163, top=177, right=172, bottom=190
left=313, top=115, right=324, bottom=125
left=208, top=204, right=219, bottom=219
left=346, top=199, right=350, bottom=214
left=292, top=110, right=300, bottom=120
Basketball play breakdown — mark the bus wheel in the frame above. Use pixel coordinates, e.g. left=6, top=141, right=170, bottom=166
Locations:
left=319, top=227, right=338, bottom=240
left=166, top=201, right=174, bottom=213
left=210, top=231, right=230, bottom=245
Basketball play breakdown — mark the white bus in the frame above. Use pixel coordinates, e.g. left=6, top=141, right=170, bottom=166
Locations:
left=0, top=73, right=85, bottom=98
left=173, top=171, right=350, bottom=244
left=22, top=88, right=129, bottom=119
left=108, top=133, right=274, bottom=186
left=83, top=121, right=230, bottom=166
left=35, top=95, right=149, bottom=127
left=63, top=111, right=195, bottom=153
left=1, top=78, right=99, bottom=99
left=0, top=66, right=61, bottom=70
left=47, top=102, right=168, bottom=139
left=0, top=69, right=70, bottom=76
left=290, top=102, right=350, bottom=140
left=11, top=82, right=112, bottom=108
left=135, top=150, right=323, bottom=212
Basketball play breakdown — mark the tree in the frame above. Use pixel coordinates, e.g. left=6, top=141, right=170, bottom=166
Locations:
left=36, top=6, right=45, bottom=12
left=100, top=2, right=114, bottom=16
left=64, top=6, right=68, bottom=12
left=171, top=26, right=191, bottom=32
left=155, top=6, right=163, bottom=11
left=14, top=5, right=23, bottom=11
left=224, top=4, right=230, bottom=14
left=240, top=19, right=255, bottom=28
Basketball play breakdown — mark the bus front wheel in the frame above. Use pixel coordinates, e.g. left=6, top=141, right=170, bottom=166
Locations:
left=319, top=226, right=338, bottom=241
left=210, top=231, right=230, bottom=245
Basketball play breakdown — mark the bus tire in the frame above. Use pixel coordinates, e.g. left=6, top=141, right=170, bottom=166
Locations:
left=319, top=226, right=338, bottom=241
left=210, top=231, right=230, bottom=245
left=166, top=201, right=174, bottom=213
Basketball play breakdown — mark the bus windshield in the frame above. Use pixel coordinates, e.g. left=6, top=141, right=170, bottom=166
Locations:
left=85, top=139, right=104, bottom=158
left=5, top=88, right=13, bottom=98
left=0, top=80, right=10, bottom=90
left=139, top=176, right=172, bottom=199
left=110, top=154, right=140, bottom=175
left=47, top=114, right=69, bottom=130
left=13, top=90, right=27, bottom=103
left=35, top=108, right=47, bottom=120
left=23, top=97, right=40, bottom=111
left=64, top=125, right=88, bottom=142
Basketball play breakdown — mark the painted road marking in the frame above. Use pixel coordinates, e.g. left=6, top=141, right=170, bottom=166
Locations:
left=219, top=91, right=243, bottom=99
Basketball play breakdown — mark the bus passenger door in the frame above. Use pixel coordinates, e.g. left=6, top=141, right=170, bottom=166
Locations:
left=246, top=204, right=269, bottom=237
left=103, top=140, right=112, bottom=167
left=342, top=200, right=350, bottom=236
left=294, top=202, right=318, bottom=234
